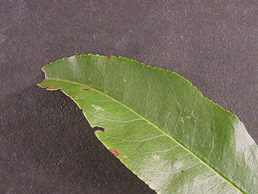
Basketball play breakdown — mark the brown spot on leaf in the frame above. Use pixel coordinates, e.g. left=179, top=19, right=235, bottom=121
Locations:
left=82, top=88, right=90, bottom=91
left=106, top=55, right=111, bottom=59
left=109, top=149, right=119, bottom=157
left=92, top=126, right=105, bottom=133
left=41, top=85, right=54, bottom=89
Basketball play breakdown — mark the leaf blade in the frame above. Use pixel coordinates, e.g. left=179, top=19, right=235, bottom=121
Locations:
left=39, top=55, right=258, bottom=193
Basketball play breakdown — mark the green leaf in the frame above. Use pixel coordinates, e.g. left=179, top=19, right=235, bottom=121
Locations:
left=38, top=54, right=257, bottom=194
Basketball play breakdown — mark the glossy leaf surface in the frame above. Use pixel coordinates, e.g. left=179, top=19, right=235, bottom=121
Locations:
left=38, top=55, right=257, bottom=194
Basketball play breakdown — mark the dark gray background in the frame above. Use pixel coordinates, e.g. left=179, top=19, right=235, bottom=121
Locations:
left=0, top=0, right=257, bottom=193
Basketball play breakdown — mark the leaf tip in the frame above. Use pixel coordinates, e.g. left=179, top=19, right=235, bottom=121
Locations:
left=39, top=85, right=55, bottom=89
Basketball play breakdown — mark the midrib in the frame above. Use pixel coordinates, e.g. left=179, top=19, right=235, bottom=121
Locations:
left=46, top=78, right=244, bottom=193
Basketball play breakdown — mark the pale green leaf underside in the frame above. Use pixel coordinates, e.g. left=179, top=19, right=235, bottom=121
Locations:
left=38, top=54, right=257, bottom=194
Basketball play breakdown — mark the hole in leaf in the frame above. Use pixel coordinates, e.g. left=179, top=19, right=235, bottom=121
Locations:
left=82, top=88, right=90, bottom=91
left=92, top=126, right=105, bottom=133
left=41, top=85, right=54, bottom=89
left=109, top=149, right=119, bottom=157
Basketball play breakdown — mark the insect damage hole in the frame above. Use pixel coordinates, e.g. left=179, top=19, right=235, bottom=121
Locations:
left=40, top=85, right=55, bottom=89
left=109, top=149, right=119, bottom=157
left=92, top=126, right=105, bottom=133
